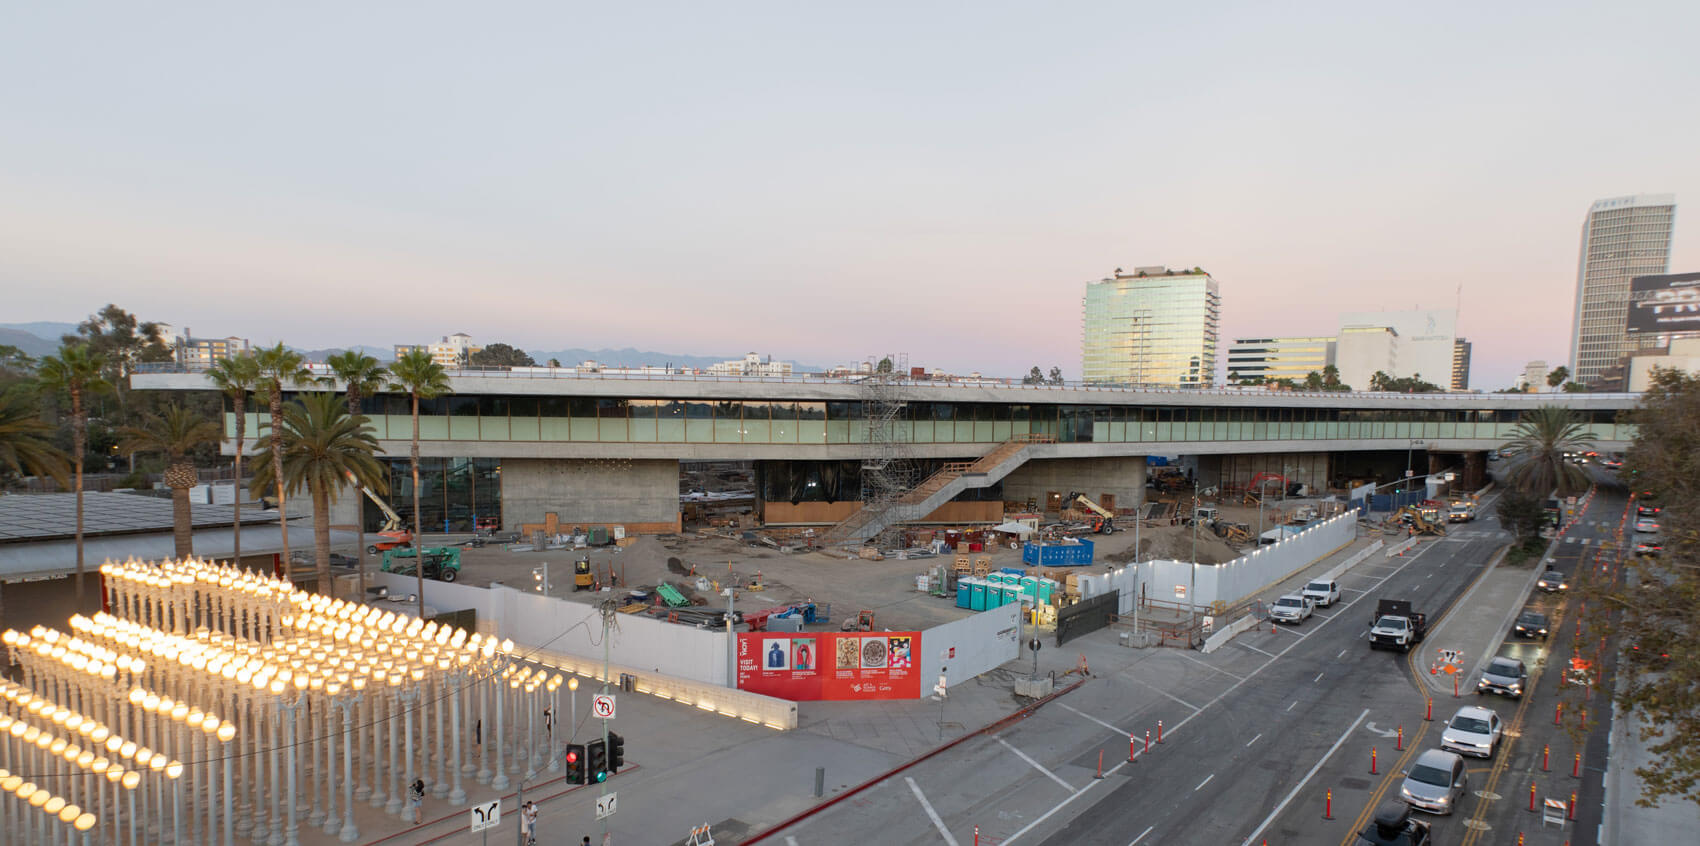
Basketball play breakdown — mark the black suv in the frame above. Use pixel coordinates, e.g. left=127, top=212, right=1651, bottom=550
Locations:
left=1513, top=610, right=1549, bottom=639
left=1357, top=802, right=1432, bottom=845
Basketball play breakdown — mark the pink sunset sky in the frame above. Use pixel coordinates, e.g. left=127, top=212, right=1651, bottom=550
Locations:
left=3, top=2, right=1697, bottom=390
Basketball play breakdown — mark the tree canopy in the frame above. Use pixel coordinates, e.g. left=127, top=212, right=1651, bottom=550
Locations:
left=469, top=343, right=536, bottom=368
left=1499, top=406, right=1596, bottom=497
left=1591, top=368, right=1700, bottom=807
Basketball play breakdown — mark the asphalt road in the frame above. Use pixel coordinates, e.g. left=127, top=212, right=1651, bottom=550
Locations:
left=773, top=503, right=1519, bottom=845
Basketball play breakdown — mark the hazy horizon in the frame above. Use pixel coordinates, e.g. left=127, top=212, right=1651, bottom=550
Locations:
left=4, top=2, right=1697, bottom=389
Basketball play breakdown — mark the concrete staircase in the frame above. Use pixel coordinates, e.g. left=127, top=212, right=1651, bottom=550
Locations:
left=819, top=434, right=1055, bottom=547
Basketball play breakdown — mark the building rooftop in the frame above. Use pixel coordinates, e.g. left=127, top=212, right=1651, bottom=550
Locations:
left=0, top=491, right=274, bottom=544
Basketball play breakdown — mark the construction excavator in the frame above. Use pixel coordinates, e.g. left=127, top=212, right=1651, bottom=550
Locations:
left=1390, top=504, right=1447, bottom=536
left=1063, top=492, right=1117, bottom=534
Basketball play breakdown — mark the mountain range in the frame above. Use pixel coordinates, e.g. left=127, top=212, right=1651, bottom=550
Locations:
left=0, top=323, right=825, bottom=372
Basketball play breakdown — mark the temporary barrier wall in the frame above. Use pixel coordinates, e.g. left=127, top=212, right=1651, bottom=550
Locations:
left=917, top=603, right=1020, bottom=692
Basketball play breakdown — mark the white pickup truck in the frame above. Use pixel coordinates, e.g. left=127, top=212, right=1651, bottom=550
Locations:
left=1447, top=501, right=1475, bottom=522
left=1369, top=599, right=1428, bottom=652
left=1302, top=579, right=1341, bottom=607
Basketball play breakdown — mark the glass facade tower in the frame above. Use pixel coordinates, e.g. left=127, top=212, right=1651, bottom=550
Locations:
left=1227, top=336, right=1335, bottom=384
left=1570, top=194, right=1676, bottom=385
left=1082, top=267, right=1221, bottom=387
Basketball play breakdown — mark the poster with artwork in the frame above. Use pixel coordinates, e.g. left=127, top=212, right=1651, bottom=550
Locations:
left=737, top=632, right=921, bottom=701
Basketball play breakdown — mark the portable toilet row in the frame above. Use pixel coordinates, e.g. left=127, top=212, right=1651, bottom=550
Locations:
left=954, top=574, right=1061, bottom=611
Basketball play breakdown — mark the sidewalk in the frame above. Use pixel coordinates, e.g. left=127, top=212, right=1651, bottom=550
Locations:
left=1602, top=702, right=1700, bottom=843
left=1418, top=542, right=1540, bottom=697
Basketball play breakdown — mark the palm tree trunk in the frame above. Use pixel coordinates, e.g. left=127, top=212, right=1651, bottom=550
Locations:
left=347, top=394, right=367, bottom=604
left=171, top=477, right=193, bottom=558
left=72, top=390, right=86, bottom=605
left=412, top=393, right=424, bottom=618
left=233, top=396, right=245, bottom=566
left=271, top=388, right=290, bottom=575
left=313, top=481, right=333, bottom=598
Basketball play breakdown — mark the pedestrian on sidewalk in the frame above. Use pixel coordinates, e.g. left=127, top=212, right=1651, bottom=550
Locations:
left=521, top=801, right=538, bottom=846
left=409, top=778, right=425, bottom=820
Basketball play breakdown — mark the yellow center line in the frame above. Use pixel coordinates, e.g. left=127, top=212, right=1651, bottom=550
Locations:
left=1335, top=539, right=1506, bottom=846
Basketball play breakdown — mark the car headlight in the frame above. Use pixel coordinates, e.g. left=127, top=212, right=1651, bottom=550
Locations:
left=1561, top=583, right=1569, bottom=589
left=1401, top=787, right=1416, bottom=800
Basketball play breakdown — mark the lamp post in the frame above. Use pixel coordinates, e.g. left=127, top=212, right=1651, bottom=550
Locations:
left=330, top=681, right=363, bottom=843
left=488, top=640, right=515, bottom=791
left=1405, top=440, right=1425, bottom=495
left=400, top=665, right=425, bottom=824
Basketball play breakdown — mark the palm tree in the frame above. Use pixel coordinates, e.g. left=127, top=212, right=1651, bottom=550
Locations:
left=116, top=405, right=222, bottom=558
left=38, top=343, right=112, bottom=604
left=1501, top=405, right=1598, bottom=497
left=0, top=384, right=70, bottom=487
left=253, top=343, right=313, bottom=568
left=322, top=350, right=390, bottom=591
left=388, top=349, right=452, bottom=617
left=248, top=393, right=386, bottom=597
left=208, top=353, right=260, bottom=564
left=0, top=384, right=70, bottom=623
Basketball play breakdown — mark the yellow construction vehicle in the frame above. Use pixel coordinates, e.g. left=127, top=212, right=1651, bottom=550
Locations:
left=1063, top=492, right=1118, bottom=534
left=1391, top=505, right=1447, bottom=536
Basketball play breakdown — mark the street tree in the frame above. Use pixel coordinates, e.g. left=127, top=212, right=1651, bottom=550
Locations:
left=1546, top=366, right=1570, bottom=391
left=322, top=350, right=389, bottom=589
left=1493, top=490, right=1547, bottom=548
left=64, top=303, right=173, bottom=408
left=389, top=348, right=452, bottom=617
left=37, top=343, right=113, bottom=603
left=1048, top=367, right=1064, bottom=385
left=253, top=343, right=314, bottom=567
left=1303, top=371, right=1325, bottom=391
left=248, top=393, right=386, bottom=597
left=469, top=343, right=536, bottom=368
left=1590, top=368, right=1700, bottom=807
left=0, top=384, right=69, bottom=488
left=208, top=353, right=260, bottom=563
left=1023, top=366, right=1044, bottom=385
left=876, top=356, right=894, bottom=373
left=1499, top=405, right=1596, bottom=497
left=116, top=405, right=222, bottom=558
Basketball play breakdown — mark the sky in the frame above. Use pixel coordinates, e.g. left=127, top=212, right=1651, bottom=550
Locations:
left=3, top=1, right=1697, bottom=390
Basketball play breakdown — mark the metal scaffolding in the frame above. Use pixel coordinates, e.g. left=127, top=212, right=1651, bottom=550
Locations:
left=857, top=355, right=915, bottom=546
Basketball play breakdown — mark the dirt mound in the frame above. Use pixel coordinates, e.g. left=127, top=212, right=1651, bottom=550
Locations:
left=1103, top=524, right=1242, bottom=565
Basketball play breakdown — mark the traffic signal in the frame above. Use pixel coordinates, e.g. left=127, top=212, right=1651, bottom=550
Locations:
left=586, top=738, right=608, bottom=783
left=606, top=731, right=625, bottom=774
left=564, top=743, right=586, bottom=785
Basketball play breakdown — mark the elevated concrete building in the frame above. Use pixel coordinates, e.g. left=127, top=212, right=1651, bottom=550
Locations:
left=137, top=368, right=1638, bottom=542
left=1335, top=326, right=1398, bottom=391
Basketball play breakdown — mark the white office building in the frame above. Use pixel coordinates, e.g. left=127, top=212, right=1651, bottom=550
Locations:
left=1570, top=194, right=1676, bottom=385
left=1338, top=309, right=1458, bottom=388
left=707, top=353, right=794, bottom=378
left=1335, top=326, right=1399, bottom=391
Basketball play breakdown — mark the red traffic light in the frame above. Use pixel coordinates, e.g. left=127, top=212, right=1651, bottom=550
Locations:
left=566, top=750, right=579, bottom=763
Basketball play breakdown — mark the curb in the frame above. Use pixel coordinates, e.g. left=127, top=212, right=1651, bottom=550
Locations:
left=741, top=677, right=1090, bottom=844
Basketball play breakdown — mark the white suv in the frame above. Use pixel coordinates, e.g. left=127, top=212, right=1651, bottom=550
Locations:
left=1302, top=580, right=1341, bottom=607
left=1270, top=594, right=1314, bottom=624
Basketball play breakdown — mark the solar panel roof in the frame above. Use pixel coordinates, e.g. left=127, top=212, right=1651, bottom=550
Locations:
left=0, top=492, right=276, bottom=543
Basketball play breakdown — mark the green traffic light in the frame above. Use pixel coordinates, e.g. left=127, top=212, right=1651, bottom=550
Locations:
left=596, top=772, right=607, bottom=783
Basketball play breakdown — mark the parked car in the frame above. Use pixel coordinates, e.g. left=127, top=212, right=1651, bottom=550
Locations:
left=1634, top=518, right=1661, bottom=534
left=1537, top=569, right=1568, bottom=592
left=1400, top=748, right=1468, bottom=815
left=1441, top=705, right=1503, bottom=758
left=1477, top=657, right=1527, bottom=698
left=1302, top=580, right=1341, bottom=608
left=1270, top=594, right=1315, bottom=624
left=1512, top=610, right=1549, bottom=639
left=1356, top=801, right=1433, bottom=845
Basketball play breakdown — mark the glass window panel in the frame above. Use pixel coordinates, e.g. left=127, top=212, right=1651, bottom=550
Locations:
left=743, top=401, right=771, bottom=442
left=448, top=396, right=479, bottom=417
left=478, top=396, right=509, bottom=417
left=685, top=401, right=714, bottom=442
left=657, top=400, right=686, bottom=442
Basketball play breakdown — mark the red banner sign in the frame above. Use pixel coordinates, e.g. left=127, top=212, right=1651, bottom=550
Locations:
left=736, top=632, right=922, bottom=701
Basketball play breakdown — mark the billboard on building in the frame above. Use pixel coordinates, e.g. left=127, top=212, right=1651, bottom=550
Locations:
left=1627, top=273, right=1700, bottom=335
left=736, top=632, right=921, bottom=700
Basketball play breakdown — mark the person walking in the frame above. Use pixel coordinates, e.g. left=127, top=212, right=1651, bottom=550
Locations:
left=409, top=778, right=425, bottom=821
left=521, top=801, right=538, bottom=846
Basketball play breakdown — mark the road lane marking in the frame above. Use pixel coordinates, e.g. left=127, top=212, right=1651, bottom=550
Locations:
left=786, top=838, right=799, bottom=846
left=1057, top=702, right=1127, bottom=736
left=995, top=737, right=1073, bottom=791
left=1176, top=653, right=1245, bottom=680
left=1238, top=642, right=1277, bottom=658
left=905, top=777, right=959, bottom=846
left=1002, top=540, right=1447, bottom=845
left=1130, top=825, right=1154, bottom=845
left=1313, top=671, right=1325, bottom=683
left=1245, top=733, right=1262, bottom=747
left=1146, top=684, right=1199, bottom=712
left=1195, top=773, right=1215, bottom=791
left=1336, top=648, right=1347, bottom=659
left=1239, top=708, right=1370, bottom=846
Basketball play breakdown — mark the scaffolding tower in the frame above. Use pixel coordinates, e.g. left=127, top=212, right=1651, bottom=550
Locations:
left=858, top=354, right=916, bottom=546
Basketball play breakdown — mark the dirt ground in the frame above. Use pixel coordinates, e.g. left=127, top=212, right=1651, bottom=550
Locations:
left=426, top=494, right=1328, bottom=633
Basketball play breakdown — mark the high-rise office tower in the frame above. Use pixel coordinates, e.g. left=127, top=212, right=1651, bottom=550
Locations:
left=1570, top=194, right=1676, bottom=385
left=1451, top=338, right=1472, bottom=391
left=1082, top=266, right=1220, bottom=387
left=1226, top=337, right=1335, bottom=384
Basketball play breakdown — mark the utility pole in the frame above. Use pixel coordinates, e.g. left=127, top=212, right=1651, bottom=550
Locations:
left=600, top=599, right=614, bottom=842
